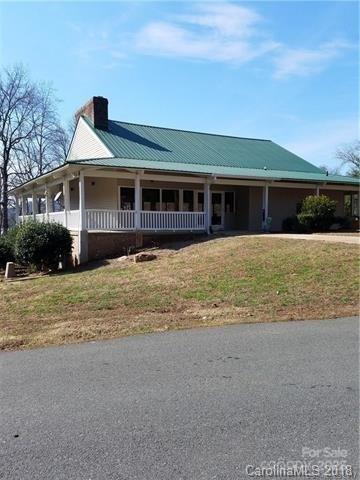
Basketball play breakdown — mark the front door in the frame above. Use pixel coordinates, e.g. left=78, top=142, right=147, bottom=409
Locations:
left=211, top=192, right=224, bottom=229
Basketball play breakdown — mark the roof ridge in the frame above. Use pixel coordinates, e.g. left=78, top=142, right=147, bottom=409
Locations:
left=109, top=119, right=271, bottom=143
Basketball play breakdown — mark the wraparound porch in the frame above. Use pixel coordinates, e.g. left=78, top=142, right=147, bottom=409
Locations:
left=14, top=166, right=358, bottom=263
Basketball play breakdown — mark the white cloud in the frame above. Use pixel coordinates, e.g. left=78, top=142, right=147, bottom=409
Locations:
left=135, top=20, right=279, bottom=63
left=273, top=40, right=355, bottom=79
left=135, top=4, right=280, bottom=64
left=178, top=3, right=262, bottom=38
left=70, top=3, right=355, bottom=78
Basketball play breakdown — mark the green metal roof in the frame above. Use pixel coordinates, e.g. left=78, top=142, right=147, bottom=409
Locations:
left=69, top=117, right=359, bottom=186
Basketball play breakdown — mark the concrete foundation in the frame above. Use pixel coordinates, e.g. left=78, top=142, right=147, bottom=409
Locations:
left=83, top=231, right=205, bottom=261
left=87, top=232, right=138, bottom=260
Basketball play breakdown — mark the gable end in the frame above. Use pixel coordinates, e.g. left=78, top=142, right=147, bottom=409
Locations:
left=67, top=116, right=113, bottom=161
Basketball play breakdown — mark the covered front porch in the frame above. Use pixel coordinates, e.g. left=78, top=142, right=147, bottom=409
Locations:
left=16, top=169, right=245, bottom=234
left=14, top=165, right=358, bottom=262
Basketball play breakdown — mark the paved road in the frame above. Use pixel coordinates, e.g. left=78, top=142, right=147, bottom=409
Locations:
left=1, top=317, right=359, bottom=480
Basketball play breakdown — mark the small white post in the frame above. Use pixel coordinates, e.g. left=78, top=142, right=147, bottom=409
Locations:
left=134, top=172, right=141, bottom=230
left=14, top=195, right=19, bottom=224
left=315, top=185, right=320, bottom=196
left=32, top=192, right=37, bottom=220
left=63, top=179, right=70, bottom=228
left=204, top=180, right=211, bottom=234
left=79, top=171, right=85, bottom=231
left=262, top=184, right=269, bottom=231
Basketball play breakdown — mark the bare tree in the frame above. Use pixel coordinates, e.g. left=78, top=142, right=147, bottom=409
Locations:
left=318, top=164, right=341, bottom=176
left=57, top=117, right=75, bottom=162
left=0, top=65, right=70, bottom=232
left=0, top=65, right=41, bottom=232
left=336, top=141, right=360, bottom=178
left=11, top=83, right=69, bottom=185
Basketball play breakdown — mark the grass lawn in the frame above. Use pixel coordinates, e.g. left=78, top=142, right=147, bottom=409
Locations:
left=0, top=236, right=358, bottom=351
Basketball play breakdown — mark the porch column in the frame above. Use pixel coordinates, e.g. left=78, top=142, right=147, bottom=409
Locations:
left=21, top=195, right=27, bottom=220
left=134, top=172, right=141, bottom=230
left=14, top=195, right=19, bottom=224
left=45, top=186, right=51, bottom=219
left=262, top=184, right=269, bottom=231
left=179, top=189, right=184, bottom=211
left=315, top=185, right=320, bottom=196
left=78, top=171, right=88, bottom=264
left=204, top=180, right=211, bottom=234
left=79, top=172, right=85, bottom=231
left=32, top=192, right=37, bottom=220
left=63, top=179, right=70, bottom=228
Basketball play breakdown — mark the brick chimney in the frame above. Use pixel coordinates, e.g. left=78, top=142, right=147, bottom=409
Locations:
left=75, top=96, right=108, bottom=130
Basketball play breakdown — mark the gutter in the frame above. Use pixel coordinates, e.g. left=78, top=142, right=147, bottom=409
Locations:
left=69, top=161, right=358, bottom=187
left=9, top=159, right=359, bottom=196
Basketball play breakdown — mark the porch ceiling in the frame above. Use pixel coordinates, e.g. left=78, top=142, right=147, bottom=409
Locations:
left=68, top=157, right=360, bottom=187
left=9, top=158, right=359, bottom=197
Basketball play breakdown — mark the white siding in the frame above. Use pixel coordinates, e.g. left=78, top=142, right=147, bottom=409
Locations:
left=67, top=117, right=113, bottom=161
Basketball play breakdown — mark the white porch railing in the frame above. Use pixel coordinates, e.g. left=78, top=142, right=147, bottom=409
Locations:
left=37, top=211, right=66, bottom=225
left=19, top=210, right=206, bottom=232
left=141, top=211, right=205, bottom=231
left=67, top=210, right=80, bottom=230
left=86, top=209, right=135, bottom=231
left=19, top=210, right=79, bottom=230
left=85, top=209, right=205, bottom=231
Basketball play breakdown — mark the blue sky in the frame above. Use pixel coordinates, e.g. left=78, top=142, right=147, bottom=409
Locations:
left=0, top=1, right=358, bottom=170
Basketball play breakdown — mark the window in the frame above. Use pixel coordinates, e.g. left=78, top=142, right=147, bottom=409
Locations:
left=345, top=193, right=359, bottom=217
left=142, top=188, right=160, bottom=211
left=39, top=198, right=46, bottom=214
left=196, top=192, right=204, bottom=212
left=344, top=194, right=351, bottom=217
left=120, top=187, right=135, bottom=210
left=53, top=193, right=64, bottom=212
left=212, top=192, right=222, bottom=225
left=183, top=190, right=194, bottom=212
left=225, top=192, right=235, bottom=213
left=353, top=194, right=359, bottom=216
left=162, top=189, right=179, bottom=211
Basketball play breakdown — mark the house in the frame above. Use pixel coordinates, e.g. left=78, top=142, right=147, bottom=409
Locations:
left=10, top=96, right=359, bottom=263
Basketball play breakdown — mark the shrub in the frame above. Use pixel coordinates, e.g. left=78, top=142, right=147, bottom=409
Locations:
left=296, top=213, right=314, bottom=232
left=14, top=221, right=73, bottom=271
left=282, top=195, right=338, bottom=233
left=0, top=236, right=14, bottom=268
left=282, top=216, right=299, bottom=232
left=297, top=195, right=337, bottom=232
left=282, top=215, right=309, bottom=233
left=332, top=216, right=352, bottom=229
left=0, top=226, right=19, bottom=268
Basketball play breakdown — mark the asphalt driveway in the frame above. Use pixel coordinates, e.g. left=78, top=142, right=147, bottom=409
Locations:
left=256, top=232, right=360, bottom=244
left=1, top=317, right=359, bottom=479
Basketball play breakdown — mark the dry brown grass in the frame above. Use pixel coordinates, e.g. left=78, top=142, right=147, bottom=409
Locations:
left=0, top=236, right=358, bottom=351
